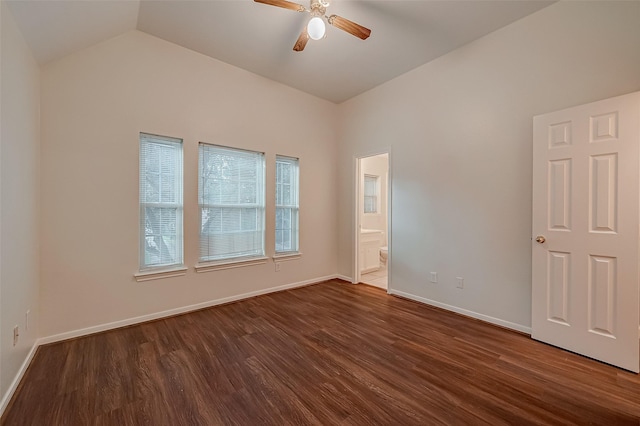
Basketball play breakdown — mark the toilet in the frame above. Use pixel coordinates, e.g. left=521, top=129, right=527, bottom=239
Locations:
left=380, top=246, right=388, bottom=264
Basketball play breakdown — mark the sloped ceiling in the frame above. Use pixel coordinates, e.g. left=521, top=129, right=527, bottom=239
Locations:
left=5, top=0, right=553, bottom=103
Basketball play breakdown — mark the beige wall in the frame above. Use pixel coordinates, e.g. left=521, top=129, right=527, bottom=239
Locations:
left=337, top=1, right=640, bottom=331
left=39, top=31, right=338, bottom=337
left=0, top=1, right=41, bottom=402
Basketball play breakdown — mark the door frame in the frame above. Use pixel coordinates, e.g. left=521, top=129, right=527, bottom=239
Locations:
left=353, top=150, right=392, bottom=291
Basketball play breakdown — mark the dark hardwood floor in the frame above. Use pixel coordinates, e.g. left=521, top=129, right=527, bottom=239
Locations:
left=3, top=279, right=640, bottom=425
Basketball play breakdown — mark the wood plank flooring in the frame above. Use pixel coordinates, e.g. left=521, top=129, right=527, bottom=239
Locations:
left=3, top=279, right=640, bottom=425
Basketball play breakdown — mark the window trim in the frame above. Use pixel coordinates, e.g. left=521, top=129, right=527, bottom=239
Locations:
left=194, top=255, right=269, bottom=273
left=272, top=252, right=302, bottom=262
left=134, top=266, right=188, bottom=282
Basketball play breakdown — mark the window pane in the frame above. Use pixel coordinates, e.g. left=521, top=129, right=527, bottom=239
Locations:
left=139, top=133, right=183, bottom=270
left=199, top=143, right=265, bottom=261
left=364, top=196, right=376, bottom=213
left=241, top=208, right=258, bottom=231
left=221, top=207, right=241, bottom=232
left=239, top=182, right=256, bottom=204
left=275, top=156, right=299, bottom=253
left=275, top=229, right=284, bottom=252
left=201, top=207, right=222, bottom=233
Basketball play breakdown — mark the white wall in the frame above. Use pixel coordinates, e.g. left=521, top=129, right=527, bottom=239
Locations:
left=39, top=30, right=338, bottom=338
left=337, top=1, right=640, bottom=330
left=0, top=1, right=41, bottom=402
left=360, top=154, right=388, bottom=245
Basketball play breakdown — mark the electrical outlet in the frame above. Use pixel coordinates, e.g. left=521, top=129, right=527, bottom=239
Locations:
left=430, top=272, right=438, bottom=283
left=456, top=277, right=464, bottom=289
left=13, top=326, right=19, bottom=346
left=275, top=262, right=281, bottom=272
left=25, top=310, right=30, bottom=331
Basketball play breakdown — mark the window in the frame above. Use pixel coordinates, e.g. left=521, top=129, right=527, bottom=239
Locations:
left=139, top=133, right=183, bottom=270
left=275, top=156, right=299, bottom=253
left=364, top=174, right=378, bottom=214
left=199, top=143, right=265, bottom=262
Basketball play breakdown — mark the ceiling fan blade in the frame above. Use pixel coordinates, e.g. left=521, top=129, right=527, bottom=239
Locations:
left=254, top=0, right=305, bottom=12
left=327, top=15, right=371, bottom=40
left=293, top=28, right=309, bottom=52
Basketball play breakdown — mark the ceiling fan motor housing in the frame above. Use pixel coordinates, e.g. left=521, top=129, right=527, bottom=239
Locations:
left=310, top=0, right=327, bottom=17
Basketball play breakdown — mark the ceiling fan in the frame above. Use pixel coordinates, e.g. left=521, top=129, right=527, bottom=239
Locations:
left=254, top=0, right=371, bottom=52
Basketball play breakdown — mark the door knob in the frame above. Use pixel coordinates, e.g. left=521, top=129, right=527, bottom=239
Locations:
left=535, top=235, right=546, bottom=244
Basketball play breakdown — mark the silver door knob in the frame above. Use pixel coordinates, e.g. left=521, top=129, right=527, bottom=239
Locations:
left=535, top=235, right=546, bottom=244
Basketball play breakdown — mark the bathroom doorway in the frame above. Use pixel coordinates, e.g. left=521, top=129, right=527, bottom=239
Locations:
left=355, top=152, right=390, bottom=290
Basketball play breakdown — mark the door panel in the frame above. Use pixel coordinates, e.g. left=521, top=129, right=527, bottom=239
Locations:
left=548, top=251, right=570, bottom=325
left=590, top=154, right=617, bottom=233
left=532, top=91, right=640, bottom=372
left=549, top=159, right=571, bottom=230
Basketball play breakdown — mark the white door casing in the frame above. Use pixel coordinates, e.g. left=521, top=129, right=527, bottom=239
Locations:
left=532, top=92, right=640, bottom=372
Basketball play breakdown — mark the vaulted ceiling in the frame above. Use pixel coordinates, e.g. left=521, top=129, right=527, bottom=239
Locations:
left=5, top=0, right=553, bottom=103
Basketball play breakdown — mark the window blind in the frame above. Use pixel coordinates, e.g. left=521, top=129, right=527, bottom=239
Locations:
left=139, top=133, right=183, bottom=270
left=199, top=143, right=265, bottom=262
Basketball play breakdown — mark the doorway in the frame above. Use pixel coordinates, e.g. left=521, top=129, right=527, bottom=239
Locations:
left=355, top=152, right=390, bottom=290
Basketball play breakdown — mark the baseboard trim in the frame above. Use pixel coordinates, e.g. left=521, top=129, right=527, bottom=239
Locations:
left=389, top=289, right=532, bottom=335
left=0, top=341, right=39, bottom=416
left=39, top=274, right=338, bottom=345
left=334, top=274, right=354, bottom=283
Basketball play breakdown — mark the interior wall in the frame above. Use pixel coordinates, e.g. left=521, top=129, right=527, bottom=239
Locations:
left=337, top=1, right=640, bottom=330
left=360, top=154, right=388, bottom=245
left=39, top=30, right=338, bottom=338
left=0, top=1, right=41, bottom=401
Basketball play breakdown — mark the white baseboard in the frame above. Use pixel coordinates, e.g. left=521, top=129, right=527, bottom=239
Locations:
left=334, top=274, right=354, bottom=283
left=389, top=289, right=532, bottom=335
left=0, top=341, right=39, bottom=416
left=39, top=274, right=338, bottom=345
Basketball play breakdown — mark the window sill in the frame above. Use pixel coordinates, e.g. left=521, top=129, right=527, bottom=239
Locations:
left=134, top=266, right=188, bottom=282
left=195, top=256, right=269, bottom=273
left=272, top=252, right=302, bottom=262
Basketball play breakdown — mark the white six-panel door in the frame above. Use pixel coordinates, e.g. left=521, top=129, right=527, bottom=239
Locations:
left=532, top=92, right=640, bottom=372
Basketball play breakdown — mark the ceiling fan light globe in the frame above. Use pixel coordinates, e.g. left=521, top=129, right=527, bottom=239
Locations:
left=307, top=17, right=326, bottom=40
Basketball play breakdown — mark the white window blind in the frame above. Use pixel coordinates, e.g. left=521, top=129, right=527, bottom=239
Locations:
left=275, top=156, right=299, bottom=253
left=364, top=174, right=378, bottom=214
left=199, top=143, right=265, bottom=262
left=139, top=133, right=183, bottom=270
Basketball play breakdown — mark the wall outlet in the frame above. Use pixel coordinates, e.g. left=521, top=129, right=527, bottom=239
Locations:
left=26, top=309, right=30, bottom=331
left=13, top=326, right=19, bottom=346
left=430, top=272, right=438, bottom=283
left=456, top=277, right=464, bottom=289
left=275, top=262, right=281, bottom=272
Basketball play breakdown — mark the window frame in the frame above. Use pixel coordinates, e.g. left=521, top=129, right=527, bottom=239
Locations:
left=138, top=133, right=184, bottom=274
left=363, top=174, right=379, bottom=214
left=275, top=155, right=300, bottom=255
left=198, top=143, right=266, bottom=265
